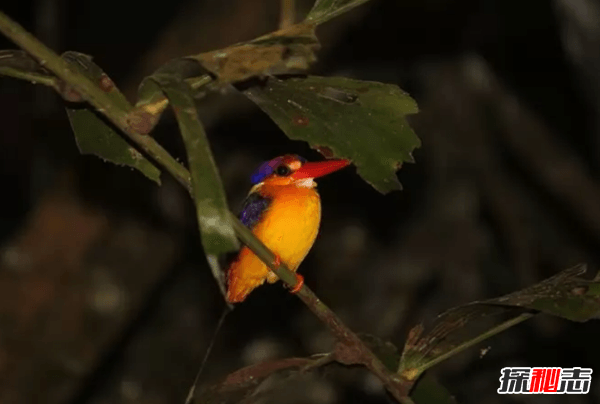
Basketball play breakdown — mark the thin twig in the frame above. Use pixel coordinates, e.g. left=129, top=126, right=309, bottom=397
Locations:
left=184, top=307, right=229, bottom=404
left=0, top=66, right=57, bottom=88
left=279, top=0, right=296, bottom=29
left=0, top=10, right=415, bottom=402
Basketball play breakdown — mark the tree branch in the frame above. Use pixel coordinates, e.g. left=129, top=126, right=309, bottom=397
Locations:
left=0, top=10, right=191, bottom=189
left=0, top=10, right=415, bottom=403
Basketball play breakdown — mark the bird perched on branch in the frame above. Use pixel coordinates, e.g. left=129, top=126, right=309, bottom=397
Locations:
left=226, top=154, right=350, bottom=303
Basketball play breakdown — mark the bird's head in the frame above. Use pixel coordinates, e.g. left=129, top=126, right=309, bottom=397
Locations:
left=250, top=154, right=350, bottom=188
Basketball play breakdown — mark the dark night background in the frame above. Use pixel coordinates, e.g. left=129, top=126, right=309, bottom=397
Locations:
left=1, top=0, right=600, bottom=403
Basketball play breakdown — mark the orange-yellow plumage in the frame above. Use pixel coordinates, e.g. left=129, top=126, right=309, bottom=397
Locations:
left=226, top=183, right=321, bottom=303
left=225, top=155, right=349, bottom=303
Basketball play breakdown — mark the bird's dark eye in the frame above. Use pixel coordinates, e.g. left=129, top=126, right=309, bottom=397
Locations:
left=276, top=165, right=292, bottom=176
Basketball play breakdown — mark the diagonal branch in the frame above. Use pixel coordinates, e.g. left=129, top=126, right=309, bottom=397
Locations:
left=0, top=10, right=191, bottom=189
left=0, top=10, right=415, bottom=403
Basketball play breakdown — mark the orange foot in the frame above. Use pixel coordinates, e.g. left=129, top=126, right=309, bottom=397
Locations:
left=289, top=273, right=304, bottom=294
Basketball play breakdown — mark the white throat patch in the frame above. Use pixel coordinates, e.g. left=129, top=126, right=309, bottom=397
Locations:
left=295, top=178, right=316, bottom=188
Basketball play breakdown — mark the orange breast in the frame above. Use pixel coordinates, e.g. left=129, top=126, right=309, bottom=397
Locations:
left=226, top=184, right=321, bottom=303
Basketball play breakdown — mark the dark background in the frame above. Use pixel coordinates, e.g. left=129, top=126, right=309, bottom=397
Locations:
left=1, top=0, right=599, bottom=403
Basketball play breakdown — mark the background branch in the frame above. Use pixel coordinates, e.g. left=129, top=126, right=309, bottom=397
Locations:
left=279, top=0, right=296, bottom=29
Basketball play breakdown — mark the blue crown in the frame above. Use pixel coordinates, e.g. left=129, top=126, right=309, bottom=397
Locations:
left=250, top=155, right=306, bottom=184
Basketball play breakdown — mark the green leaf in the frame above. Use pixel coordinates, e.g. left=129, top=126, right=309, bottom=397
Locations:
left=306, top=0, right=371, bottom=24
left=244, top=75, right=420, bottom=193
left=62, top=52, right=161, bottom=184
left=488, top=263, right=600, bottom=321
left=398, top=264, right=599, bottom=380
left=358, top=333, right=401, bottom=372
left=357, top=334, right=458, bottom=404
left=411, top=375, right=458, bottom=404
left=66, top=108, right=161, bottom=184
left=143, top=73, right=238, bottom=270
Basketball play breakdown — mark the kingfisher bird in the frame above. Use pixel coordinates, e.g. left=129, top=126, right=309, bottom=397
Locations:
left=226, top=154, right=350, bottom=303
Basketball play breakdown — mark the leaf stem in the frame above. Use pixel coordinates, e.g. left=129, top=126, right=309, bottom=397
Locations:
left=412, top=312, right=535, bottom=377
left=0, top=66, right=57, bottom=88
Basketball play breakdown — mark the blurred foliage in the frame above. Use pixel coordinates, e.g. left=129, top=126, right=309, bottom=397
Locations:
left=1, top=0, right=600, bottom=403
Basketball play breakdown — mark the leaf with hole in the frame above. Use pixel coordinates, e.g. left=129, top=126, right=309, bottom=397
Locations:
left=244, top=75, right=420, bottom=193
left=398, top=264, right=600, bottom=380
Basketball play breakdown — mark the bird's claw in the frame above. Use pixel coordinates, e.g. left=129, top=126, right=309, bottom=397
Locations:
left=271, top=254, right=303, bottom=293
left=289, top=273, right=304, bottom=294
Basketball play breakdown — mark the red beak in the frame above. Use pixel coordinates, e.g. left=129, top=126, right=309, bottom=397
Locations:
left=291, top=159, right=350, bottom=180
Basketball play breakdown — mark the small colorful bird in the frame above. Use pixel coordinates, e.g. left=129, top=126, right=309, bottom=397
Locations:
left=226, top=154, right=350, bottom=303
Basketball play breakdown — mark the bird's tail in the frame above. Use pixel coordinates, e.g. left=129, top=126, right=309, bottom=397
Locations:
left=226, top=247, right=269, bottom=303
